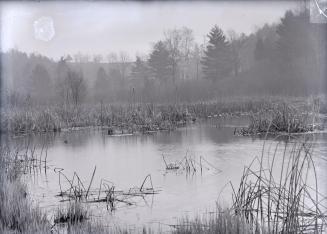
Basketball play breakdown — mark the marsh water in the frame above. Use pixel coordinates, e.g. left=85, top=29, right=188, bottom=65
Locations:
left=5, top=117, right=327, bottom=230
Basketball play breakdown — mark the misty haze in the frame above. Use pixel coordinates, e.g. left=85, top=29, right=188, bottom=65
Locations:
left=0, top=1, right=327, bottom=233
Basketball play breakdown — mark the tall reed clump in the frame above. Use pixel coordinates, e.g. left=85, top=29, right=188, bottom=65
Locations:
left=173, top=134, right=326, bottom=234
left=54, top=202, right=89, bottom=224
left=245, top=102, right=313, bottom=134
left=232, top=135, right=327, bottom=233
left=0, top=147, right=50, bottom=233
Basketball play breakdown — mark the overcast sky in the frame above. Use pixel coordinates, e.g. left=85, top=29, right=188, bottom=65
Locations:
left=0, top=1, right=299, bottom=60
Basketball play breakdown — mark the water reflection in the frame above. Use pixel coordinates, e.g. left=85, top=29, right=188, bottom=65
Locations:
left=3, top=119, right=327, bottom=228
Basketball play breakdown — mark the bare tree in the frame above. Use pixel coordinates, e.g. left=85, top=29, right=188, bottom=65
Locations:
left=164, top=28, right=182, bottom=83
left=55, top=57, right=70, bottom=105
left=66, top=70, right=87, bottom=106
left=119, top=51, right=130, bottom=82
left=164, top=27, right=195, bottom=81
left=74, top=52, right=83, bottom=63
left=179, top=27, right=194, bottom=80
left=74, top=52, right=90, bottom=63
left=107, top=52, right=118, bottom=63
left=93, top=54, right=103, bottom=63
left=192, top=43, right=203, bottom=80
left=228, top=30, right=246, bottom=76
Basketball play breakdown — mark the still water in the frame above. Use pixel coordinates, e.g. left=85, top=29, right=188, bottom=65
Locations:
left=7, top=118, right=327, bottom=230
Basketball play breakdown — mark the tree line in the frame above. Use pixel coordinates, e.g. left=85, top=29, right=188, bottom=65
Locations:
left=1, top=9, right=326, bottom=108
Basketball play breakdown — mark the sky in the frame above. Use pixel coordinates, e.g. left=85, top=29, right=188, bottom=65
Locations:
left=0, top=1, right=300, bottom=61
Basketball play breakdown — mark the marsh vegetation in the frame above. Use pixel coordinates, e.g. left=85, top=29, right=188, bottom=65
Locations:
left=1, top=3, right=327, bottom=234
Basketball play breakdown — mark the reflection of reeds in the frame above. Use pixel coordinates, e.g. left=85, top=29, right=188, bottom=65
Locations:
left=55, top=167, right=158, bottom=212
left=0, top=148, right=152, bottom=233
left=162, top=153, right=222, bottom=175
left=173, top=135, right=326, bottom=233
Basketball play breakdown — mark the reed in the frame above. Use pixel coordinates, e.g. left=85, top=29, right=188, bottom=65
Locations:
left=54, top=202, right=89, bottom=224
left=0, top=148, right=143, bottom=233
left=0, top=148, right=51, bottom=233
left=236, top=101, right=323, bottom=135
left=55, top=167, right=159, bottom=212
left=171, top=134, right=326, bottom=234
left=3, top=97, right=316, bottom=135
left=172, top=207, right=255, bottom=234
left=162, top=153, right=222, bottom=175
left=231, top=135, right=327, bottom=233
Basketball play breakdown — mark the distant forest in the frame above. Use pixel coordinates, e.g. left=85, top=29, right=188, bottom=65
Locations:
left=1, top=9, right=326, bottom=107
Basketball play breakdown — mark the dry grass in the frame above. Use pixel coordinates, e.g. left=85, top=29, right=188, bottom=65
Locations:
left=2, top=97, right=313, bottom=135
left=172, top=134, right=327, bottom=234
left=231, top=135, right=327, bottom=233
left=172, top=207, right=255, bottom=234
left=54, top=202, right=89, bottom=224
left=236, top=100, right=324, bottom=135
left=0, top=148, right=143, bottom=233
left=0, top=148, right=50, bottom=234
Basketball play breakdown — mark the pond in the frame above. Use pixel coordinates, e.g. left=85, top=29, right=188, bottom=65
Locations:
left=4, top=117, right=327, bottom=231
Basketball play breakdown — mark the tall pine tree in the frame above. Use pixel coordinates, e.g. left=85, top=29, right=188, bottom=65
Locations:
left=148, top=41, right=171, bottom=83
left=201, top=26, right=233, bottom=82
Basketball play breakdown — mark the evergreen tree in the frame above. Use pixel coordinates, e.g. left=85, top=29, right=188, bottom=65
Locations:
left=201, top=25, right=233, bottom=82
left=148, top=41, right=171, bottom=83
left=277, top=10, right=313, bottom=62
left=276, top=10, right=317, bottom=94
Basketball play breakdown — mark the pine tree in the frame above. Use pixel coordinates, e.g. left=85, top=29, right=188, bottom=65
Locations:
left=201, top=25, right=233, bottom=82
left=148, top=41, right=171, bottom=83
left=276, top=10, right=316, bottom=94
left=277, top=10, right=312, bottom=62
